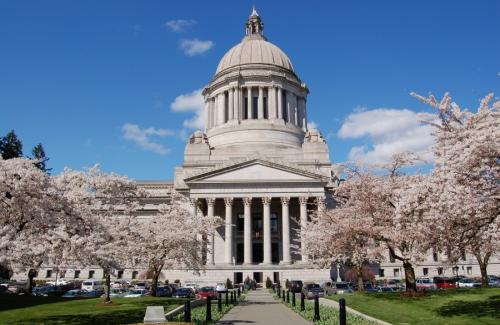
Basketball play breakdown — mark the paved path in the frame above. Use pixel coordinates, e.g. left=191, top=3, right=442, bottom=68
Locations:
left=217, top=289, right=310, bottom=325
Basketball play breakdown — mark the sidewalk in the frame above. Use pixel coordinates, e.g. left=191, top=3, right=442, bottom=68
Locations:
left=217, top=289, right=310, bottom=325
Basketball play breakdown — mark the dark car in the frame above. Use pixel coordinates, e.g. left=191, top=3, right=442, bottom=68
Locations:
left=289, top=280, right=303, bottom=293
left=302, top=283, right=324, bottom=299
left=32, top=285, right=57, bottom=297
left=173, top=287, right=195, bottom=299
left=155, top=286, right=172, bottom=297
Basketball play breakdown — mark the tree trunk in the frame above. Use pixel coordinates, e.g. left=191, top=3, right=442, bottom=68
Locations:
left=403, top=261, right=417, bottom=292
left=150, top=264, right=163, bottom=297
left=474, top=251, right=490, bottom=288
left=27, top=269, right=37, bottom=294
left=356, top=265, right=364, bottom=292
left=104, top=273, right=111, bottom=303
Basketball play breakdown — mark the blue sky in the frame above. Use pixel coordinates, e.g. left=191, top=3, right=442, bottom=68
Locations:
left=1, top=0, right=498, bottom=180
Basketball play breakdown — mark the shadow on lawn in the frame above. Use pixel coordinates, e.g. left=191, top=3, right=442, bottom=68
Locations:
left=436, top=295, right=500, bottom=319
left=0, top=295, right=89, bottom=311
left=26, top=309, right=147, bottom=325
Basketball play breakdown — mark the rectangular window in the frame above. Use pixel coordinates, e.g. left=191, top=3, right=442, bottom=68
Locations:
left=117, top=270, right=123, bottom=279
left=88, top=270, right=95, bottom=279
left=237, top=214, right=244, bottom=232
left=393, top=268, right=399, bottom=277
left=74, top=270, right=80, bottom=279
left=437, top=267, right=443, bottom=275
left=389, top=250, right=395, bottom=263
left=378, top=269, right=385, bottom=277
left=461, top=251, right=466, bottom=261
left=271, top=213, right=278, bottom=233
left=452, top=266, right=459, bottom=275
left=423, top=268, right=429, bottom=276
left=467, top=266, right=472, bottom=275
left=433, top=251, right=439, bottom=262
left=132, top=271, right=138, bottom=280
left=46, top=270, right=52, bottom=278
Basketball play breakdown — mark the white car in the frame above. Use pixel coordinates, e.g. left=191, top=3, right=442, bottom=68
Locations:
left=216, top=283, right=227, bottom=293
left=134, top=282, right=148, bottom=290
left=124, top=289, right=148, bottom=298
left=46, top=279, right=69, bottom=286
left=184, top=283, right=199, bottom=293
left=457, top=278, right=481, bottom=288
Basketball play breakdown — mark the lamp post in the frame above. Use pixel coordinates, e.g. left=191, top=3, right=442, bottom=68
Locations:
left=336, top=263, right=341, bottom=282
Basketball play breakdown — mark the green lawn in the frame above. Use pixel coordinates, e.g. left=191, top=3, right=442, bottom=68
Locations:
left=328, top=288, right=500, bottom=325
left=0, top=295, right=182, bottom=324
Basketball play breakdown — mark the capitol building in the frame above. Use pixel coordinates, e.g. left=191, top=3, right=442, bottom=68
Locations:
left=27, top=8, right=498, bottom=285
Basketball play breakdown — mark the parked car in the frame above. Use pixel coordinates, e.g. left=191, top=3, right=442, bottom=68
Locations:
left=416, top=278, right=437, bottom=290
left=433, top=277, right=457, bottom=289
left=123, top=289, right=148, bottom=298
left=184, top=283, right=199, bottom=293
left=101, top=288, right=127, bottom=298
left=488, top=275, right=500, bottom=287
left=333, top=282, right=353, bottom=294
left=155, top=286, right=172, bottom=297
left=62, top=289, right=86, bottom=298
left=81, top=280, right=104, bottom=292
left=378, top=287, right=395, bottom=292
left=302, top=283, right=324, bottom=299
left=84, top=289, right=104, bottom=297
left=173, top=287, right=195, bottom=299
left=363, top=283, right=379, bottom=293
left=32, top=285, right=57, bottom=297
left=215, top=283, right=227, bottom=293
left=134, top=282, right=148, bottom=290
left=289, top=280, right=303, bottom=293
left=196, top=286, right=217, bottom=300
left=386, top=279, right=404, bottom=291
left=457, top=278, right=481, bottom=288
left=46, top=279, right=69, bottom=286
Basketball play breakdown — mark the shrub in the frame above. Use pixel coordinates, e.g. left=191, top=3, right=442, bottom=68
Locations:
left=226, top=278, right=233, bottom=289
left=285, top=279, right=290, bottom=289
left=164, top=279, right=169, bottom=285
left=265, top=277, right=273, bottom=289
left=174, top=279, right=181, bottom=284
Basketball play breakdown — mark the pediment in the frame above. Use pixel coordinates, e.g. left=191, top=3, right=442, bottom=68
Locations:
left=185, top=159, right=327, bottom=184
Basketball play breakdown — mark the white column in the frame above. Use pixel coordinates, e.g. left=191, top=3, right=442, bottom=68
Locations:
left=207, top=198, right=215, bottom=265
left=303, top=99, right=308, bottom=130
left=262, top=197, right=272, bottom=264
left=299, top=197, right=308, bottom=263
left=224, top=197, right=233, bottom=264
left=243, top=197, right=252, bottom=265
left=204, top=100, right=209, bottom=131
left=286, top=92, right=292, bottom=123
left=189, top=198, right=198, bottom=216
left=277, top=87, right=283, bottom=120
left=281, top=197, right=291, bottom=264
left=234, top=87, right=240, bottom=121
left=228, top=88, right=234, bottom=121
left=269, top=87, right=277, bottom=119
left=257, top=86, right=264, bottom=119
left=218, top=92, right=226, bottom=125
left=247, top=87, right=253, bottom=119
left=291, top=94, right=298, bottom=125
left=214, top=96, right=219, bottom=127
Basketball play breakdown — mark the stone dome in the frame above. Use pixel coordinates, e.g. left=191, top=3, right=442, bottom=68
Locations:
left=215, top=37, right=294, bottom=75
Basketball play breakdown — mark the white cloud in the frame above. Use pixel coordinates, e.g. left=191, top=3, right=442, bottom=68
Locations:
left=180, top=39, right=214, bottom=56
left=164, top=19, right=196, bottom=33
left=338, top=108, right=434, bottom=165
left=170, top=89, right=205, bottom=130
left=308, top=120, right=318, bottom=130
left=122, top=123, right=174, bottom=155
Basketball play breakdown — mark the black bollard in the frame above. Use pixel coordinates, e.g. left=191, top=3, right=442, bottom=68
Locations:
left=184, top=300, right=191, bottom=323
left=230, top=291, right=234, bottom=304
left=313, top=294, right=320, bottom=321
left=238, top=287, right=241, bottom=297
left=218, top=293, right=222, bottom=312
left=282, top=289, right=285, bottom=302
left=339, top=298, right=346, bottom=325
left=273, top=284, right=276, bottom=293
left=206, top=296, right=212, bottom=322
left=300, top=292, right=305, bottom=311
left=278, top=287, right=281, bottom=298
left=292, top=291, right=296, bottom=307
left=286, top=290, right=290, bottom=303
left=225, top=291, right=229, bottom=306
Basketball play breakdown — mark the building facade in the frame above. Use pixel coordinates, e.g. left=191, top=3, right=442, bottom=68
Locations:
left=22, top=8, right=499, bottom=285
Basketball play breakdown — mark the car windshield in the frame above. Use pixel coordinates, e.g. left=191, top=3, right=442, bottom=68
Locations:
left=82, top=281, right=93, bottom=285
left=200, top=287, right=214, bottom=292
left=307, top=284, right=320, bottom=289
left=336, top=283, right=349, bottom=289
left=420, top=279, right=432, bottom=284
left=177, top=288, right=189, bottom=293
left=130, top=290, right=143, bottom=294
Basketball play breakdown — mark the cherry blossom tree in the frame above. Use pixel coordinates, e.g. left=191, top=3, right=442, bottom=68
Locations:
left=413, top=92, right=499, bottom=287
left=127, top=194, right=221, bottom=296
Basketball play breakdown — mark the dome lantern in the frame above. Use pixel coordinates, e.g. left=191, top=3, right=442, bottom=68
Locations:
left=246, top=5, right=264, bottom=37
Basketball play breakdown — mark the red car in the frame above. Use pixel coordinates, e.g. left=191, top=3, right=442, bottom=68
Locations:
left=196, top=286, right=217, bottom=299
left=433, top=277, right=457, bottom=289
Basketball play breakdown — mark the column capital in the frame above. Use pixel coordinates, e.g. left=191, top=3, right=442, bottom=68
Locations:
left=189, top=198, right=198, bottom=206
left=206, top=198, right=215, bottom=207
left=224, top=197, right=234, bottom=207
left=299, top=196, right=308, bottom=205
left=262, top=197, right=272, bottom=205
left=280, top=197, right=290, bottom=206
left=243, top=197, right=252, bottom=206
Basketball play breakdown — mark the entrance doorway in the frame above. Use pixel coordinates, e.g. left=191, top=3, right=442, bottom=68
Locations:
left=234, top=272, right=243, bottom=285
left=273, top=272, right=280, bottom=284
left=253, top=272, right=263, bottom=283
left=236, top=243, right=244, bottom=264
left=253, top=243, right=263, bottom=263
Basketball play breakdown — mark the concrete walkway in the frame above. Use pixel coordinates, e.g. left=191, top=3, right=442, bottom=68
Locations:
left=217, top=289, right=310, bottom=325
